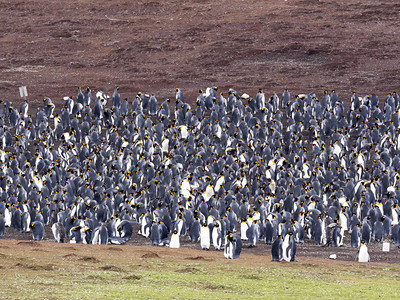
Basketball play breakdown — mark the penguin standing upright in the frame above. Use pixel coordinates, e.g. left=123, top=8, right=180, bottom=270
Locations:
left=332, top=225, right=343, bottom=247
left=240, top=218, right=249, bottom=240
left=51, top=222, right=66, bottom=243
left=139, top=212, right=152, bottom=238
left=150, top=221, right=160, bottom=246
left=148, top=95, right=158, bottom=116
left=351, top=224, right=361, bottom=248
left=30, top=221, right=45, bottom=241
left=265, top=219, right=273, bottom=244
left=271, top=235, right=283, bottom=261
left=11, top=209, right=22, bottom=232
left=225, top=233, right=242, bottom=259
left=0, top=214, right=5, bottom=237
left=246, top=221, right=257, bottom=247
left=21, top=212, right=31, bottom=232
left=212, top=221, right=223, bottom=250
left=200, top=222, right=210, bottom=250
left=357, top=240, right=370, bottom=262
left=189, top=217, right=201, bottom=242
left=224, top=233, right=232, bottom=259
left=361, top=220, right=371, bottom=245
left=4, top=205, right=11, bottom=227
left=169, top=230, right=180, bottom=248
left=92, top=224, right=108, bottom=245
left=374, top=217, right=384, bottom=242
left=282, top=232, right=296, bottom=262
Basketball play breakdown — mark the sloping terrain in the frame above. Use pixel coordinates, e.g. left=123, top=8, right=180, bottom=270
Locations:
left=0, top=0, right=399, bottom=267
left=0, top=0, right=399, bottom=107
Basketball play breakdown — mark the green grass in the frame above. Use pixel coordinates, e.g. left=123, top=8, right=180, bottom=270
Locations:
left=0, top=242, right=399, bottom=299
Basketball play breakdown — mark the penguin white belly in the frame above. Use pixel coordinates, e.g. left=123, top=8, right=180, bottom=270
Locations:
left=200, top=227, right=210, bottom=250
left=51, top=224, right=59, bottom=242
left=392, top=209, right=399, bottom=225
left=212, top=228, right=221, bottom=250
left=339, top=227, right=345, bottom=246
left=169, top=234, right=180, bottom=248
left=228, top=241, right=233, bottom=259
left=92, top=229, right=100, bottom=244
left=240, top=222, right=248, bottom=240
left=340, top=214, right=348, bottom=232
left=358, top=245, right=370, bottom=262
left=176, top=220, right=184, bottom=236
left=282, top=235, right=290, bottom=262
left=4, top=209, right=11, bottom=227
left=224, top=236, right=230, bottom=258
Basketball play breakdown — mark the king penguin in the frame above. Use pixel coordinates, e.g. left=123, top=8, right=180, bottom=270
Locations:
left=200, top=222, right=211, bottom=250
left=225, top=233, right=242, bottom=259
left=351, top=224, right=361, bottom=248
left=357, top=240, right=370, bottom=262
left=246, top=221, right=257, bottom=247
left=51, top=222, right=66, bottom=243
left=21, top=211, right=31, bottom=232
left=30, top=221, right=45, bottom=241
left=282, top=232, right=297, bottom=262
left=92, top=224, right=109, bottom=245
left=189, top=217, right=201, bottom=242
left=271, top=235, right=283, bottom=261
left=265, top=218, right=274, bottom=245
left=169, top=230, right=180, bottom=248
left=212, top=221, right=223, bottom=250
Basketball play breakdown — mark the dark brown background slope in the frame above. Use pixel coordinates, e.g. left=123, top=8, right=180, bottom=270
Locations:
left=0, top=0, right=399, bottom=107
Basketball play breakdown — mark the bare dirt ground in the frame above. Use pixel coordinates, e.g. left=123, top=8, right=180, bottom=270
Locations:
left=0, top=0, right=399, bottom=264
left=0, top=0, right=399, bottom=107
left=2, top=223, right=399, bottom=265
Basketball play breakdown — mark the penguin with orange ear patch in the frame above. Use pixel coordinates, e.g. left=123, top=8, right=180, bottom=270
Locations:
left=30, top=221, right=44, bottom=241
left=282, top=232, right=297, bottom=262
left=224, top=233, right=242, bottom=259
left=357, top=240, right=370, bottom=262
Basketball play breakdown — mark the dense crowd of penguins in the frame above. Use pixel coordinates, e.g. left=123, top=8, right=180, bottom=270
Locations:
left=0, top=86, right=400, bottom=261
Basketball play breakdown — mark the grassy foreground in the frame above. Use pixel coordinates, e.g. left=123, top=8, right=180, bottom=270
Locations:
left=0, top=240, right=398, bottom=299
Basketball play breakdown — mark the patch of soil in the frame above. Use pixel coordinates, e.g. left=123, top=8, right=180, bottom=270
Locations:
left=63, top=253, right=79, bottom=260
left=141, top=252, right=160, bottom=259
left=100, top=265, right=123, bottom=272
left=0, top=0, right=398, bottom=111
left=107, top=247, right=123, bottom=252
left=17, top=241, right=41, bottom=247
left=79, top=256, right=99, bottom=263
left=15, top=263, right=54, bottom=271
left=185, top=256, right=214, bottom=261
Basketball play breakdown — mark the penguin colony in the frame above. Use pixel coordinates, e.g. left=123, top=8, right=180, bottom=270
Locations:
left=0, top=86, right=399, bottom=262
